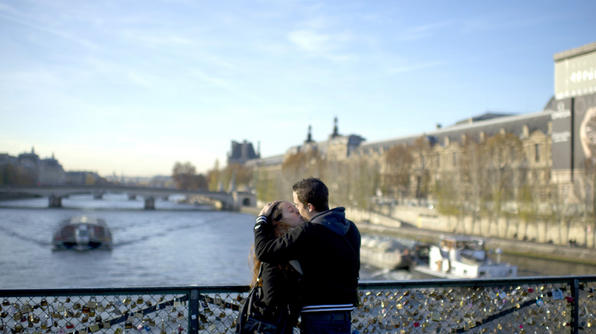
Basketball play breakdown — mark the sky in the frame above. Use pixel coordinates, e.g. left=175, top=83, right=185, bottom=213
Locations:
left=1, top=1, right=595, bottom=177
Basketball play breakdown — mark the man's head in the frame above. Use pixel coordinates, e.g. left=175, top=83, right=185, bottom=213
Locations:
left=292, top=178, right=329, bottom=219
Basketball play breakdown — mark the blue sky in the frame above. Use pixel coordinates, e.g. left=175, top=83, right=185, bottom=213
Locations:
left=1, top=1, right=595, bottom=176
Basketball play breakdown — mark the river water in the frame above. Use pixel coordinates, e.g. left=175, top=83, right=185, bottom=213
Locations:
left=0, top=195, right=593, bottom=289
left=0, top=194, right=412, bottom=289
left=0, top=194, right=261, bottom=289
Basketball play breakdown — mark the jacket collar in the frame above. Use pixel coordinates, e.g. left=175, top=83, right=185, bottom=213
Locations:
left=310, top=207, right=349, bottom=235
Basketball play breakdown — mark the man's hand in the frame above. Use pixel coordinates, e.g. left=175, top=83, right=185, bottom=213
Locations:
left=259, top=201, right=281, bottom=217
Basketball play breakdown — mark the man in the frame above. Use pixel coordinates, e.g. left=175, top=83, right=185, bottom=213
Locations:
left=254, top=178, right=361, bottom=334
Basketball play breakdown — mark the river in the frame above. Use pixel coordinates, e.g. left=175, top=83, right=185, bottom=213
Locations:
left=0, top=194, right=262, bottom=289
left=0, top=194, right=414, bottom=289
left=0, top=195, right=592, bottom=289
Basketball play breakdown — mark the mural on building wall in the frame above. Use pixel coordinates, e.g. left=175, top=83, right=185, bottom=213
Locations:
left=580, top=107, right=596, bottom=161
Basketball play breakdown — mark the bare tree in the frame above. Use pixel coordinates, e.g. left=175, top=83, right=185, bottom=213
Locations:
left=206, top=160, right=221, bottom=191
left=482, top=133, right=524, bottom=237
left=411, top=137, right=434, bottom=201
left=172, top=162, right=207, bottom=190
left=254, top=167, right=283, bottom=203
left=460, top=138, right=488, bottom=235
left=382, top=144, right=414, bottom=200
left=0, top=164, right=37, bottom=186
left=350, top=157, right=380, bottom=209
left=434, top=170, right=463, bottom=232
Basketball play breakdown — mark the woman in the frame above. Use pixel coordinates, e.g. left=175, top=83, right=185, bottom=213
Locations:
left=247, top=201, right=304, bottom=333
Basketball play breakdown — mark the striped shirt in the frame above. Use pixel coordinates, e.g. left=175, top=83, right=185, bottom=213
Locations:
left=301, top=304, right=354, bottom=313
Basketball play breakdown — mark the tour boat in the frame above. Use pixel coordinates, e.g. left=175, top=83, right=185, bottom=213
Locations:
left=414, top=236, right=517, bottom=278
left=360, top=235, right=414, bottom=270
left=52, top=216, right=113, bottom=251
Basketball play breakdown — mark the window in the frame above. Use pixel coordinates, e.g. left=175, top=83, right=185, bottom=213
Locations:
left=534, top=143, right=540, bottom=162
left=452, top=152, right=457, bottom=167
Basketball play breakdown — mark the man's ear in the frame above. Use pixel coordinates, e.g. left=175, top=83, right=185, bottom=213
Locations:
left=307, top=203, right=315, bottom=213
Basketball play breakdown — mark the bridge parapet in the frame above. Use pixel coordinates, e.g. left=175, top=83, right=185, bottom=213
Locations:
left=0, top=186, right=249, bottom=211
left=0, top=275, right=594, bottom=333
left=144, top=197, right=155, bottom=210
left=48, top=194, right=62, bottom=208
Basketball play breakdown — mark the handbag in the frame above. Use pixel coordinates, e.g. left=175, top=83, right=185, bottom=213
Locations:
left=236, top=264, right=285, bottom=334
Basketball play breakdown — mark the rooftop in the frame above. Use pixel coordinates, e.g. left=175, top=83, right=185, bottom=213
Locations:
left=553, top=41, right=596, bottom=61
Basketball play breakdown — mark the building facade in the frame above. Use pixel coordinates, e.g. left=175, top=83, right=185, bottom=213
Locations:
left=0, top=148, right=66, bottom=185
left=227, top=140, right=260, bottom=165
left=0, top=148, right=105, bottom=186
left=249, top=41, right=596, bottom=212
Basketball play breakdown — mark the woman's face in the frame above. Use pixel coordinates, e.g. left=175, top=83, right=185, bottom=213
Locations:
left=279, top=201, right=304, bottom=227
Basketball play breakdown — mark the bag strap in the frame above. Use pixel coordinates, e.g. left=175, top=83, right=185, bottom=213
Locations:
left=256, top=262, right=264, bottom=280
left=237, top=264, right=263, bottom=333
left=247, top=262, right=264, bottom=316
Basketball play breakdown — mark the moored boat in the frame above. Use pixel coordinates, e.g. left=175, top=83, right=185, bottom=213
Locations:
left=414, top=235, right=517, bottom=278
left=52, top=216, right=113, bottom=251
left=360, top=235, right=415, bottom=270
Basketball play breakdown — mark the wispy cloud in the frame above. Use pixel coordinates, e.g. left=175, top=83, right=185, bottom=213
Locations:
left=0, top=6, right=99, bottom=50
left=0, top=2, right=16, bottom=14
left=126, top=71, right=157, bottom=89
left=121, top=30, right=194, bottom=48
left=397, top=21, right=453, bottom=41
left=288, top=29, right=331, bottom=52
left=188, top=68, right=232, bottom=89
left=388, top=61, right=444, bottom=74
left=460, top=16, right=551, bottom=34
left=0, top=68, right=65, bottom=88
left=287, top=28, right=355, bottom=62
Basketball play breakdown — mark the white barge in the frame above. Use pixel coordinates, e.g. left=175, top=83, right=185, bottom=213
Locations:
left=414, top=236, right=517, bottom=278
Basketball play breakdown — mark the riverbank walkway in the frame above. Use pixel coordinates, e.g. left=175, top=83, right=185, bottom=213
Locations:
left=357, top=221, right=596, bottom=267
left=241, top=206, right=596, bottom=266
left=1, top=275, right=594, bottom=333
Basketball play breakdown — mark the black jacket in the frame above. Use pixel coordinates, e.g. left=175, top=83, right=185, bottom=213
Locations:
left=254, top=207, right=361, bottom=307
left=260, top=261, right=302, bottom=308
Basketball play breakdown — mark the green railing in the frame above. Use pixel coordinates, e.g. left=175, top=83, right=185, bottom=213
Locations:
left=1, top=275, right=594, bottom=333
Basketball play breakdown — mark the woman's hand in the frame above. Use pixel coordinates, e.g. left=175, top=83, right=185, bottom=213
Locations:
left=259, top=201, right=281, bottom=217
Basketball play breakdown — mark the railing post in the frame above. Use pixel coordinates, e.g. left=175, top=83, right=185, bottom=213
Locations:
left=571, top=279, right=579, bottom=334
left=189, top=289, right=199, bottom=334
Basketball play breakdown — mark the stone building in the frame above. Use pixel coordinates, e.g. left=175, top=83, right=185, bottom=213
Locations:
left=227, top=140, right=260, bottom=165
left=285, top=118, right=366, bottom=160
left=0, top=148, right=67, bottom=185
left=39, top=153, right=66, bottom=185
left=64, top=171, right=105, bottom=185
left=17, top=148, right=41, bottom=179
left=0, top=148, right=110, bottom=186
left=248, top=41, right=596, bottom=211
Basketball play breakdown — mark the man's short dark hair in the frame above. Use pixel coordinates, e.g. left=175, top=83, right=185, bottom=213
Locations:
left=292, top=178, right=329, bottom=211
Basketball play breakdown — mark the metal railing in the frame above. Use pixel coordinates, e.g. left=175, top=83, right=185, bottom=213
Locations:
left=0, top=275, right=594, bottom=333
